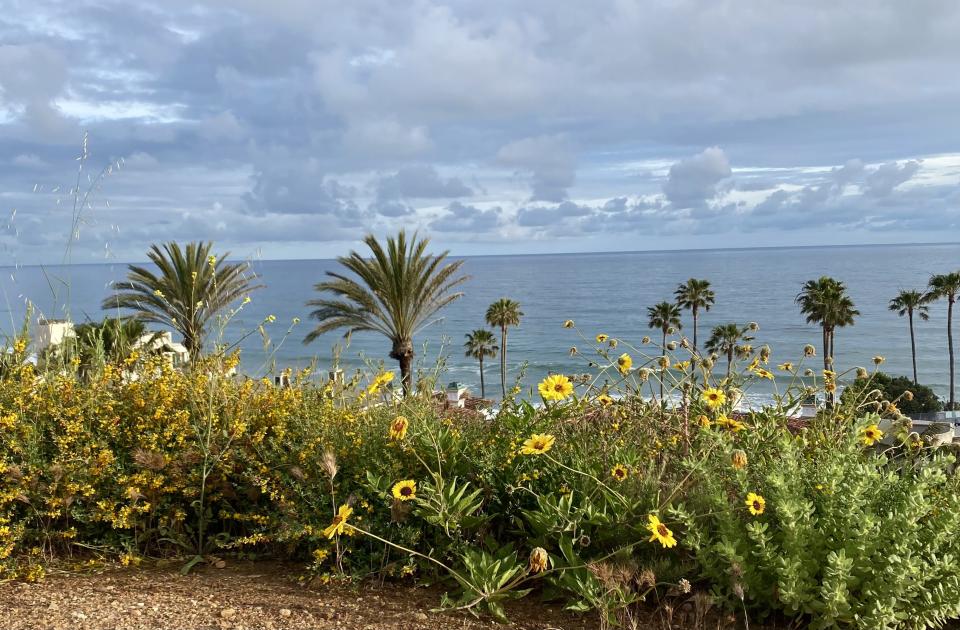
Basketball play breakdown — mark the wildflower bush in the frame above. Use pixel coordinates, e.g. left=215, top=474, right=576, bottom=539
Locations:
left=2, top=322, right=960, bottom=629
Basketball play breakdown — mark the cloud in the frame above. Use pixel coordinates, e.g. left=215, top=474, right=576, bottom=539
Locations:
left=662, top=147, right=732, bottom=208
left=430, top=201, right=501, bottom=232
left=864, top=160, right=921, bottom=196
left=515, top=201, right=592, bottom=227
left=497, top=135, right=576, bottom=202
left=375, top=165, right=472, bottom=200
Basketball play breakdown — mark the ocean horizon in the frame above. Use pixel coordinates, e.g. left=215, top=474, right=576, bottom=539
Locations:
left=3, top=241, right=959, bottom=401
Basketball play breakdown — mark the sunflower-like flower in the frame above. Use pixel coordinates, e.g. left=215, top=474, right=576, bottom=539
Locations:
left=610, top=464, right=628, bottom=482
left=597, top=393, right=614, bottom=407
left=520, top=433, right=555, bottom=455
left=529, top=547, right=549, bottom=574
left=731, top=449, right=748, bottom=470
left=702, top=387, right=726, bottom=409
left=322, top=505, right=354, bottom=538
left=389, top=415, right=409, bottom=441
left=745, top=492, right=765, bottom=516
left=596, top=334, right=609, bottom=343
left=538, top=374, right=573, bottom=401
left=646, top=514, right=677, bottom=548
left=861, top=424, right=883, bottom=446
left=777, top=362, right=794, bottom=372
left=697, top=414, right=711, bottom=428
left=563, top=319, right=575, bottom=328
left=391, top=480, right=417, bottom=501
left=617, top=353, right=633, bottom=375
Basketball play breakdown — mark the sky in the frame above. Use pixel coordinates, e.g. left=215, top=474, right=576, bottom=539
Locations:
left=1, top=0, right=960, bottom=264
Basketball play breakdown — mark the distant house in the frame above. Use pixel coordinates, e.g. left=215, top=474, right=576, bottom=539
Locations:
left=35, top=318, right=76, bottom=353
left=132, top=332, right=190, bottom=368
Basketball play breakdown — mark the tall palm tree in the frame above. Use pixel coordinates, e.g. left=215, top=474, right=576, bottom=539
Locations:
left=795, top=276, right=859, bottom=373
left=889, top=289, right=930, bottom=386
left=104, top=242, right=260, bottom=357
left=674, top=278, right=715, bottom=352
left=305, top=231, right=468, bottom=395
left=928, top=272, right=960, bottom=409
left=485, top=298, right=523, bottom=399
left=647, top=301, right=682, bottom=399
left=704, top=323, right=755, bottom=377
left=464, top=329, right=498, bottom=399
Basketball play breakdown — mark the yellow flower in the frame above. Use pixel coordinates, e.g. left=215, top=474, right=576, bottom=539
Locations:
left=538, top=374, right=573, bottom=401
left=777, top=362, right=794, bottom=372
left=322, top=505, right=353, bottom=538
left=745, top=492, right=766, bottom=516
left=646, top=514, right=677, bottom=548
left=529, top=547, right=549, bottom=574
left=520, top=433, right=555, bottom=456
left=861, top=424, right=883, bottom=446
left=391, top=480, right=417, bottom=502
left=824, top=381, right=837, bottom=394
left=751, top=366, right=774, bottom=380
left=731, top=450, right=748, bottom=470
left=596, top=334, right=609, bottom=343
left=617, top=353, right=633, bottom=375
left=697, top=414, right=711, bottom=428
left=389, top=415, right=409, bottom=440
left=562, top=319, right=575, bottom=328
left=153, top=289, right=164, bottom=298
left=597, top=394, right=614, bottom=407
left=873, top=355, right=885, bottom=365
left=702, top=388, right=726, bottom=409
left=610, top=464, right=628, bottom=482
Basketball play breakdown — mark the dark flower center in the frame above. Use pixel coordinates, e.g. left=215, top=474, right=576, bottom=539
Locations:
left=657, top=524, right=669, bottom=536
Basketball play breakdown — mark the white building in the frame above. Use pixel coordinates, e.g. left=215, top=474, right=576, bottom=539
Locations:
left=34, top=319, right=76, bottom=353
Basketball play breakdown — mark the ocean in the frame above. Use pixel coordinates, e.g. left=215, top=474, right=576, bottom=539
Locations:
left=2, top=243, right=959, bottom=400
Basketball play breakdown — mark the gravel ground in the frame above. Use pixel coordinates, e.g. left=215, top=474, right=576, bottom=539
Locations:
left=0, top=561, right=596, bottom=630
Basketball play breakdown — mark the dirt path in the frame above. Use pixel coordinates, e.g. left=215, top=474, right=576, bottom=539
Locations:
left=0, top=562, right=595, bottom=630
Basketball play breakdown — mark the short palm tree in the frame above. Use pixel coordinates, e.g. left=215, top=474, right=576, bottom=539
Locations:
left=464, top=329, right=498, bottom=398
left=104, top=242, right=260, bottom=357
left=705, top=323, right=755, bottom=377
left=675, top=278, right=715, bottom=351
left=485, top=298, right=523, bottom=399
left=889, top=289, right=930, bottom=386
left=305, top=231, right=468, bottom=395
left=647, top=300, right=682, bottom=399
left=796, top=276, right=859, bottom=373
left=928, top=272, right=960, bottom=409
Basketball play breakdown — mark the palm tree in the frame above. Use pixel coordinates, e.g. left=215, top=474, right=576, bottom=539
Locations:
left=647, top=301, right=682, bottom=399
left=485, top=298, right=523, bottom=399
left=705, top=323, right=755, bottom=377
left=928, top=272, right=960, bottom=409
left=464, top=329, right=498, bottom=398
left=889, top=289, right=930, bottom=386
left=674, top=278, right=715, bottom=351
left=305, top=231, right=468, bottom=395
left=104, top=242, right=260, bottom=357
left=795, top=276, right=859, bottom=373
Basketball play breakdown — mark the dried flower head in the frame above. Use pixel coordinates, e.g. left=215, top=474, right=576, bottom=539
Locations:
left=803, top=344, right=816, bottom=357
left=322, top=450, right=338, bottom=480
left=529, top=547, right=549, bottom=574
left=562, top=319, right=575, bottom=328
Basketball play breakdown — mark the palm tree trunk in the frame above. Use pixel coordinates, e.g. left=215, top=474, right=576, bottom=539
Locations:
left=390, top=339, right=414, bottom=396
left=909, top=310, right=918, bottom=386
left=692, top=307, right=699, bottom=352
left=949, top=298, right=955, bottom=410
left=726, top=348, right=733, bottom=377
left=660, top=330, right=667, bottom=401
left=500, top=326, right=508, bottom=400
left=822, top=327, right=829, bottom=373
left=479, top=356, right=485, bottom=399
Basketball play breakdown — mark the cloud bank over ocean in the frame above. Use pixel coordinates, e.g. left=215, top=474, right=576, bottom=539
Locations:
left=1, top=1, right=959, bottom=262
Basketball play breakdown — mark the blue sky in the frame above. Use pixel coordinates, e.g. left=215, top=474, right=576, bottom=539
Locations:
left=1, top=1, right=959, bottom=263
